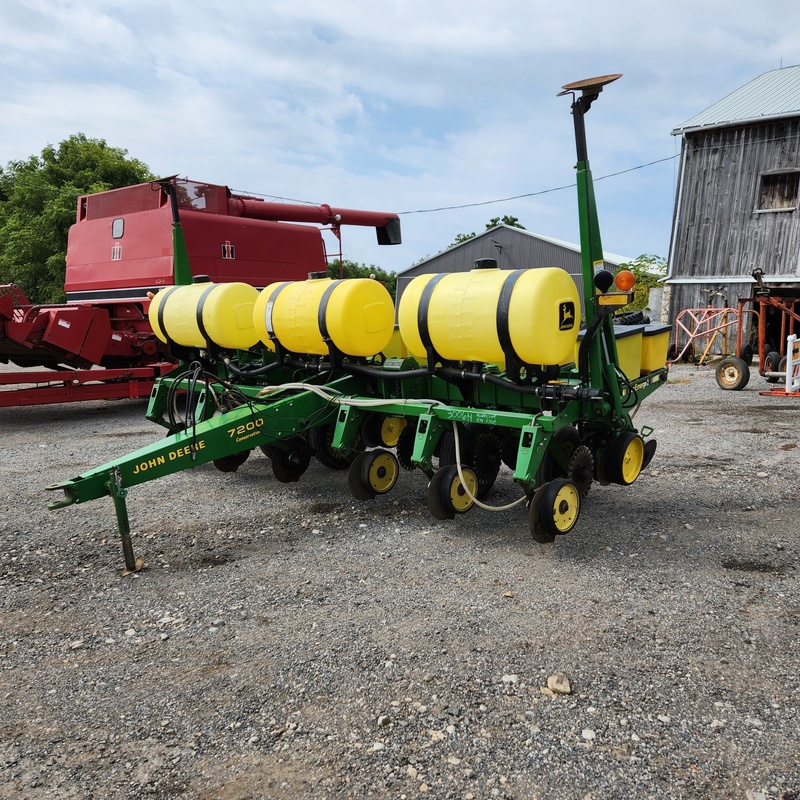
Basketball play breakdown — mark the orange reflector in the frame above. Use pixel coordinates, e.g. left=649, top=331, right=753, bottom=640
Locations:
left=615, top=270, right=635, bottom=291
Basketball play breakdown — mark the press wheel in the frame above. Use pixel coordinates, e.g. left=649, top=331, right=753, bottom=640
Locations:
left=348, top=449, right=400, bottom=500
left=527, top=486, right=556, bottom=544
left=538, top=478, right=581, bottom=537
left=603, top=431, right=645, bottom=486
left=427, top=464, right=477, bottom=520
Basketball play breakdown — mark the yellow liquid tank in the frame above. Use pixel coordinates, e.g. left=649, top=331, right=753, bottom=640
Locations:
left=397, top=266, right=580, bottom=366
left=253, top=276, right=395, bottom=357
left=149, top=281, right=260, bottom=350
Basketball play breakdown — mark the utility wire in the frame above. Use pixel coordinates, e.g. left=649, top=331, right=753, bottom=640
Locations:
left=397, top=154, right=680, bottom=216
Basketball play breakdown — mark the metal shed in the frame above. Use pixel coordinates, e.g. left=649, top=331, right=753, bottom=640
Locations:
left=396, top=224, right=631, bottom=314
left=667, top=65, right=800, bottom=351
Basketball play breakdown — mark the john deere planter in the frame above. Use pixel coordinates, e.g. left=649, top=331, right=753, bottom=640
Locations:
left=48, top=74, right=669, bottom=573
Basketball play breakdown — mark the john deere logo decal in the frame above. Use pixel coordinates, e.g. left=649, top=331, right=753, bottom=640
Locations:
left=559, top=301, right=575, bottom=330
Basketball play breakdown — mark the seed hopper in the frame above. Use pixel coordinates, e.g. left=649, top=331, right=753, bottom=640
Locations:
left=48, top=75, right=670, bottom=573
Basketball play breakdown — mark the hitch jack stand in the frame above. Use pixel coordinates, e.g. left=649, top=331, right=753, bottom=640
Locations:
left=106, top=468, right=142, bottom=575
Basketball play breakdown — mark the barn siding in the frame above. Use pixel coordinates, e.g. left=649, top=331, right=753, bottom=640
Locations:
left=670, top=119, right=800, bottom=287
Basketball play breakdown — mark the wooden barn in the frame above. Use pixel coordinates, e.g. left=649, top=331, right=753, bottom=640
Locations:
left=396, top=224, right=630, bottom=314
left=667, top=64, right=800, bottom=353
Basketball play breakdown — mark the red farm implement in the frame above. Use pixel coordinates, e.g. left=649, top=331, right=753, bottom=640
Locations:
left=0, top=177, right=400, bottom=407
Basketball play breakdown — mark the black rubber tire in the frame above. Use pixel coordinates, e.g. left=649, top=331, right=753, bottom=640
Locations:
left=764, top=350, right=782, bottom=383
left=347, top=452, right=375, bottom=500
left=427, top=468, right=455, bottom=520
left=538, top=478, right=581, bottom=537
left=715, top=356, right=750, bottom=391
left=527, top=486, right=556, bottom=544
left=738, top=343, right=754, bottom=365
left=602, top=431, right=645, bottom=486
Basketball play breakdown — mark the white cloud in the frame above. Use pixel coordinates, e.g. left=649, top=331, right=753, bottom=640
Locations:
left=2, top=0, right=800, bottom=272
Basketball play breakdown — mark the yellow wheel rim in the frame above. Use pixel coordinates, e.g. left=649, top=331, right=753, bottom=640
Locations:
left=380, top=416, right=406, bottom=447
left=620, top=436, right=644, bottom=484
left=550, top=482, right=580, bottom=533
left=448, top=468, right=477, bottom=512
left=366, top=451, right=399, bottom=494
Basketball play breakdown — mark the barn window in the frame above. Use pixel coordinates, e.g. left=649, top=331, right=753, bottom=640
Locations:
left=757, top=171, right=800, bottom=212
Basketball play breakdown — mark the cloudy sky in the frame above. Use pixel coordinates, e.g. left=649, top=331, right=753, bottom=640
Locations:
left=2, top=0, right=799, bottom=274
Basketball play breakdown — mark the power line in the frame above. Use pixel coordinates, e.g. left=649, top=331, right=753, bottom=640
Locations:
left=397, top=154, right=680, bottom=216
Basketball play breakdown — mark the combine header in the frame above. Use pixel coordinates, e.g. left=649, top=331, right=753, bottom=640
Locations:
left=0, top=177, right=400, bottom=406
left=48, top=75, right=670, bottom=573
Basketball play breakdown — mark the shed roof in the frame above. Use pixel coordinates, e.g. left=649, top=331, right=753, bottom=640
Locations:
left=396, top=225, right=631, bottom=276
left=672, top=64, right=800, bottom=135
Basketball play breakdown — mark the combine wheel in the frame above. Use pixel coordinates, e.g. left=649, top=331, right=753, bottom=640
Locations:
left=567, top=445, right=594, bottom=498
left=309, top=423, right=362, bottom=470
left=271, top=445, right=311, bottom=483
left=538, top=478, right=581, bottom=537
left=715, top=356, right=750, bottom=390
left=347, top=449, right=400, bottom=500
left=764, top=350, right=781, bottom=383
left=427, top=464, right=477, bottom=520
left=603, top=431, right=645, bottom=486
left=527, top=486, right=556, bottom=544
left=213, top=450, right=251, bottom=473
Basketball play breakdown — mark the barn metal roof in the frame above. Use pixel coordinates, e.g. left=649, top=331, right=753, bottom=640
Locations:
left=672, top=64, right=800, bottom=135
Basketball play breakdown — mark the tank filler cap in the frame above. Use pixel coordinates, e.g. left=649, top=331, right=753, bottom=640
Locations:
left=473, top=258, right=498, bottom=270
left=308, top=271, right=329, bottom=280
left=192, top=274, right=211, bottom=283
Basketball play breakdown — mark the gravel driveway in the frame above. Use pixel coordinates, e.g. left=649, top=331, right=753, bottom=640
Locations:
left=1, top=364, right=798, bottom=800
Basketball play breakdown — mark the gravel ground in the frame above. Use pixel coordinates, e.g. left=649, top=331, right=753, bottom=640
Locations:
left=1, top=364, right=798, bottom=800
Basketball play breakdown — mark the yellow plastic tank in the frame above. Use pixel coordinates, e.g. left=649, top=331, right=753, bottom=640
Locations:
left=149, top=281, right=260, bottom=350
left=253, top=276, right=395, bottom=357
left=397, top=267, right=580, bottom=365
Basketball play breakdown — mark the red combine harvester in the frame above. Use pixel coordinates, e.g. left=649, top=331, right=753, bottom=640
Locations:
left=0, top=177, right=401, bottom=406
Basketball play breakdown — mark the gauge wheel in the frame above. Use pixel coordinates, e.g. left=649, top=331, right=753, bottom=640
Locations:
left=603, top=431, right=645, bottom=486
left=567, top=445, right=594, bottom=498
left=715, top=356, right=750, bottom=391
left=348, top=449, right=400, bottom=500
left=537, top=425, right=582, bottom=485
left=764, top=350, right=782, bottom=383
left=347, top=452, right=374, bottom=500
left=271, top=444, right=311, bottom=483
left=527, top=486, right=556, bottom=544
left=308, top=423, right=362, bottom=469
left=538, top=478, right=581, bottom=537
left=427, top=464, right=477, bottom=520
left=212, top=449, right=251, bottom=473
left=360, top=413, right=385, bottom=448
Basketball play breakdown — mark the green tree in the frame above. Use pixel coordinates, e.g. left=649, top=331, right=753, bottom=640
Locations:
left=448, top=215, right=526, bottom=248
left=327, top=259, right=397, bottom=300
left=0, top=134, right=153, bottom=303
left=618, top=254, right=667, bottom=312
